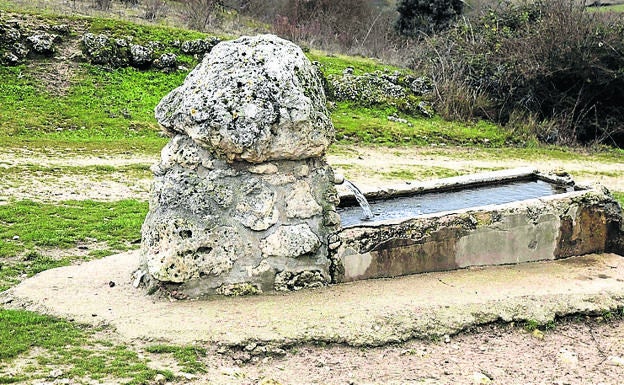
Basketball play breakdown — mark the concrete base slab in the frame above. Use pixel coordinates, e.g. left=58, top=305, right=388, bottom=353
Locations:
left=2, top=251, right=624, bottom=348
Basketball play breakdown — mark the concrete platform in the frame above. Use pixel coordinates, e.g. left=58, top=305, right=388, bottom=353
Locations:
left=2, top=251, right=624, bottom=348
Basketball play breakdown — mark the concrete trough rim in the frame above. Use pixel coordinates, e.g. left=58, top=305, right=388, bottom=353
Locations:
left=337, top=167, right=577, bottom=204
left=339, top=186, right=605, bottom=229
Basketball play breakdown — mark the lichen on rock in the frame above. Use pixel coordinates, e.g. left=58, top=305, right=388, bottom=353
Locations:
left=155, top=34, right=333, bottom=163
left=141, top=34, right=340, bottom=297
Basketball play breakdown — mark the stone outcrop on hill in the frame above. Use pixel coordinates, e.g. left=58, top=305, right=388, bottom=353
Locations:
left=0, top=18, right=66, bottom=65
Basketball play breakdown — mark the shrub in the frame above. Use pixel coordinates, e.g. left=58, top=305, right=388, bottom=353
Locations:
left=418, top=0, right=624, bottom=146
left=270, top=0, right=375, bottom=49
left=395, top=0, right=464, bottom=36
left=93, top=0, right=112, bottom=10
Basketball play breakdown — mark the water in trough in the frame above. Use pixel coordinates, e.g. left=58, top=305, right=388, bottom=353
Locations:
left=338, top=179, right=570, bottom=227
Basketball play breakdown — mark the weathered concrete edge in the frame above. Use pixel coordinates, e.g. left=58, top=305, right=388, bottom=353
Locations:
left=217, top=291, right=624, bottom=350
left=2, top=278, right=623, bottom=350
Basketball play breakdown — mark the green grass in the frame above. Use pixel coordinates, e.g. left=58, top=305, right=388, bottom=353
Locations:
left=0, top=309, right=174, bottom=384
left=0, top=309, right=84, bottom=361
left=590, top=3, right=624, bottom=12
left=614, top=192, right=624, bottom=206
left=0, top=200, right=147, bottom=290
left=145, top=345, right=207, bottom=374
left=0, top=65, right=183, bottom=148
left=88, top=17, right=209, bottom=43
left=0, top=200, right=147, bottom=257
left=380, top=166, right=466, bottom=180
left=307, top=49, right=405, bottom=76
left=2, top=163, right=152, bottom=181
left=332, top=102, right=515, bottom=146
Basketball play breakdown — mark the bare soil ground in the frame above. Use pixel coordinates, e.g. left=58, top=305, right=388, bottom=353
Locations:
left=189, top=320, right=624, bottom=385
left=4, top=249, right=624, bottom=385
left=1, top=145, right=623, bottom=202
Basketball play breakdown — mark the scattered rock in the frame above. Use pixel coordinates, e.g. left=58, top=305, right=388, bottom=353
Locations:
left=1, top=50, right=20, bottom=65
left=153, top=373, right=166, bottom=385
left=153, top=52, right=177, bottom=71
left=180, top=372, right=196, bottom=380
left=388, top=115, right=408, bottom=124
left=471, top=372, right=492, bottom=384
left=607, top=355, right=624, bottom=366
left=531, top=329, right=545, bottom=339
left=410, top=76, right=432, bottom=95
left=27, top=32, right=58, bottom=55
left=326, top=70, right=432, bottom=117
left=180, top=37, right=220, bottom=55
left=50, top=24, right=70, bottom=34
left=129, top=44, right=153, bottom=68
left=1, top=25, right=21, bottom=44
left=557, top=348, right=579, bottom=366
left=48, top=369, right=63, bottom=378
left=82, top=33, right=128, bottom=67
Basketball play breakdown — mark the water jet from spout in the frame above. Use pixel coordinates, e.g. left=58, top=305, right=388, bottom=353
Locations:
left=343, top=180, right=373, bottom=221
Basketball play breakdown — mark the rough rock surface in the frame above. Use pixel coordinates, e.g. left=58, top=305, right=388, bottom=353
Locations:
left=141, top=35, right=339, bottom=297
left=0, top=20, right=68, bottom=64
left=129, top=43, right=153, bottom=67
left=326, top=70, right=433, bottom=116
left=180, top=37, right=220, bottom=55
left=153, top=52, right=177, bottom=71
left=26, top=32, right=58, bottom=54
left=82, top=33, right=129, bottom=67
left=155, top=34, right=333, bottom=163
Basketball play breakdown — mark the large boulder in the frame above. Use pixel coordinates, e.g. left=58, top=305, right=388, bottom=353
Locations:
left=140, top=35, right=340, bottom=297
left=155, top=34, right=334, bottom=163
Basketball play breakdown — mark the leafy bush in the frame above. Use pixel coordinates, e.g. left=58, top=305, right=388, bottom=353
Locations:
left=418, top=0, right=624, bottom=146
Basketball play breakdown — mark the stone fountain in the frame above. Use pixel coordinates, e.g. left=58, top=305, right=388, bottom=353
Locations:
left=140, top=35, right=341, bottom=297
left=140, top=34, right=624, bottom=299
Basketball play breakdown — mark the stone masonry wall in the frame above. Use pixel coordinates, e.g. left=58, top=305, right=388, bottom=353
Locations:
left=140, top=35, right=339, bottom=298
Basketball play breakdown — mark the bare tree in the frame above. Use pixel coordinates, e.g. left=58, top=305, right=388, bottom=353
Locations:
left=182, top=0, right=224, bottom=31
left=144, top=0, right=169, bottom=20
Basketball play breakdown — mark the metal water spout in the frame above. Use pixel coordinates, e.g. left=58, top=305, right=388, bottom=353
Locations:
left=342, top=179, right=374, bottom=221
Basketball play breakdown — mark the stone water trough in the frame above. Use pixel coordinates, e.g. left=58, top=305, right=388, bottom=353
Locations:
left=331, top=169, right=624, bottom=283
left=138, top=34, right=624, bottom=298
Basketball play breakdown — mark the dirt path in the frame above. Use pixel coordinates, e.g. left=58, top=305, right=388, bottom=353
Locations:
left=1, top=145, right=622, bottom=203
left=191, top=320, right=624, bottom=385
